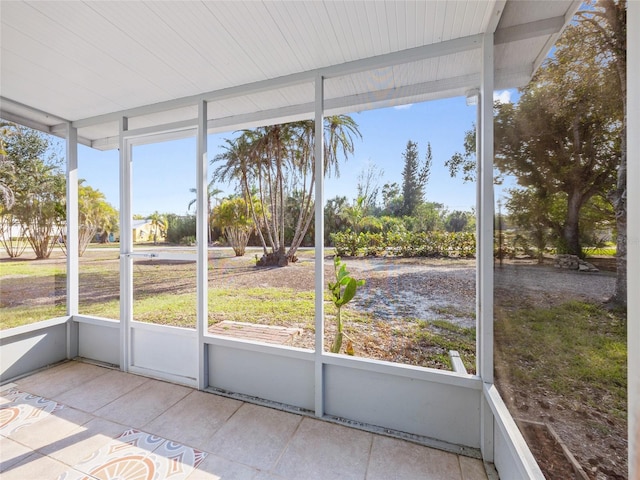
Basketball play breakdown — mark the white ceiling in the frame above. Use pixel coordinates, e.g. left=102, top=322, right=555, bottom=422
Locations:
left=0, top=0, right=580, bottom=150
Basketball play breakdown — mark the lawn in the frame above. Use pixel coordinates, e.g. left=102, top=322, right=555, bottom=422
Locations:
left=494, top=300, right=627, bottom=478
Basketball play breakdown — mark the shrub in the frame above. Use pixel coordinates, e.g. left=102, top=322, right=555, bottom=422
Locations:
left=166, top=214, right=196, bottom=244
left=361, top=232, right=386, bottom=256
left=180, top=235, right=196, bottom=246
left=330, top=230, right=361, bottom=257
left=331, top=229, right=476, bottom=258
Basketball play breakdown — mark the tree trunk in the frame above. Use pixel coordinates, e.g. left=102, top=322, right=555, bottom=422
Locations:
left=610, top=108, right=627, bottom=306
left=563, top=190, right=583, bottom=256
left=242, top=172, right=268, bottom=256
left=256, top=246, right=288, bottom=267
left=609, top=0, right=627, bottom=308
left=288, top=180, right=315, bottom=260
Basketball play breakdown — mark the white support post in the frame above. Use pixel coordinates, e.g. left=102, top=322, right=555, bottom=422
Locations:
left=119, top=117, right=132, bottom=371
left=314, top=74, right=325, bottom=417
left=474, top=93, right=482, bottom=377
left=628, top=2, right=639, bottom=478
left=66, top=123, right=79, bottom=316
left=479, top=32, right=495, bottom=462
left=66, top=123, right=79, bottom=359
left=196, top=100, right=209, bottom=390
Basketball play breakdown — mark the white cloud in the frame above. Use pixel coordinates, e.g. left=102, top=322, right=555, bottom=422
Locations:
left=393, top=103, right=413, bottom=110
left=493, top=90, right=511, bottom=104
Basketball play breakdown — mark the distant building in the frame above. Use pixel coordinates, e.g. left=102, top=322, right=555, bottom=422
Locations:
left=132, top=219, right=165, bottom=243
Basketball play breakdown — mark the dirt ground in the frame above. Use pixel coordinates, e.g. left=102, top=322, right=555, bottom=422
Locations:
left=0, top=249, right=626, bottom=478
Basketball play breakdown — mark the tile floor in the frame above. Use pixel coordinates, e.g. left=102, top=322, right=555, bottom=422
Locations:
left=0, top=361, right=489, bottom=480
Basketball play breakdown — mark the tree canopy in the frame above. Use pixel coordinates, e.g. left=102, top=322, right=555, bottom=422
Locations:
left=213, top=115, right=361, bottom=266
left=494, top=19, right=620, bottom=256
left=212, top=196, right=260, bottom=256
left=400, top=141, right=432, bottom=216
left=1, top=124, right=65, bottom=258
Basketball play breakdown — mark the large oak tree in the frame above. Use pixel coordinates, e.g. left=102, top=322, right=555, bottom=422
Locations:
left=577, top=0, right=626, bottom=305
left=494, top=19, right=621, bottom=258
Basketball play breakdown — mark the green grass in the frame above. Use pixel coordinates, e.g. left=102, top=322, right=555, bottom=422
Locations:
left=133, top=294, right=196, bottom=326
left=87, top=287, right=317, bottom=329
left=495, top=301, right=626, bottom=418
left=1, top=287, right=315, bottom=330
left=0, top=304, right=67, bottom=329
left=432, top=306, right=476, bottom=319
left=0, top=261, right=66, bottom=277
left=208, top=287, right=315, bottom=327
left=414, top=319, right=476, bottom=372
left=78, top=300, right=120, bottom=320
left=584, top=246, right=616, bottom=257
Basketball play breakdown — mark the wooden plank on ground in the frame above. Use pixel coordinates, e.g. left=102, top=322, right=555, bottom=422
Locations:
left=208, top=320, right=302, bottom=346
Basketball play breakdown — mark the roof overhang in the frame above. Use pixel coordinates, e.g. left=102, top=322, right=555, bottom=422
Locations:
left=0, top=0, right=580, bottom=150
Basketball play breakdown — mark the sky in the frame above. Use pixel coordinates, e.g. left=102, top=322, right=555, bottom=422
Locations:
left=77, top=90, right=516, bottom=218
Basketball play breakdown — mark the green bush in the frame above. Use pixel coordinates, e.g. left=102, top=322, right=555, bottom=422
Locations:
left=330, top=230, right=361, bottom=256
left=180, top=235, right=196, bottom=245
left=166, top=214, right=196, bottom=244
left=332, top=229, right=475, bottom=258
left=361, top=232, right=385, bottom=257
left=450, top=231, right=476, bottom=257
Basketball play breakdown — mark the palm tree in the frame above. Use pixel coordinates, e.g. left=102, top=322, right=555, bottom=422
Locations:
left=212, top=196, right=261, bottom=256
left=188, top=180, right=222, bottom=244
left=287, top=115, right=362, bottom=259
left=340, top=196, right=381, bottom=235
left=148, top=211, right=167, bottom=245
left=214, top=135, right=272, bottom=256
left=212, top=115, right=361, bottom=266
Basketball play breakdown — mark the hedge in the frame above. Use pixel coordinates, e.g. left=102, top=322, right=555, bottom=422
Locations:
left=330, top=230, right=475, bottom=258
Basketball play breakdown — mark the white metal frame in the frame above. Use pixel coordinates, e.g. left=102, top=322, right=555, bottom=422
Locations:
left=313, top=74, right=325, bottom=417
left=196, top=100, right=209, bottom=390
left=478, top=32, right=496, bottom=463
left=65, top=123, right=79, bottom=359
left=628, top=3, right=639, bottom=478
left=118, top=120, right=201, bottom=386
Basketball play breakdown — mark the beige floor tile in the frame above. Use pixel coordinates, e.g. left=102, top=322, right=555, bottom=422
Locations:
left=253, top=472, right=287, bottom=480
left=0, top=383, right=18, bottom=404
left=205, top=403, right=302, bottom=470
left=55, top=369, right=149, bottom=413
left=38, top=417, right=126, bottom=466
left=7, top=405, right=94, bottom=451
left=366, top=436, right=463, bottom=480
left=0, top=451, right=69, bottom=480
left=71, top=429, right=163, bottom=477
left=459, top=456, right=489, bottom=480
left=153, top=438, right=208, bottom=473
left=15, top=361, right=110, bottom=399
left=144, top=390, right=242, bottom=446
left=0, top=437, right=35, bottom=472
left=274, top=418, right=372, bottom=480
left=56, top=467, right=93, bottom=480
left=0, top=395, right=63, bottom=436
left=149, top=449, right=202, bottom=480
left=94, top=378, right=191, bottom=428
left=186, top=452, right=259, bottom=480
